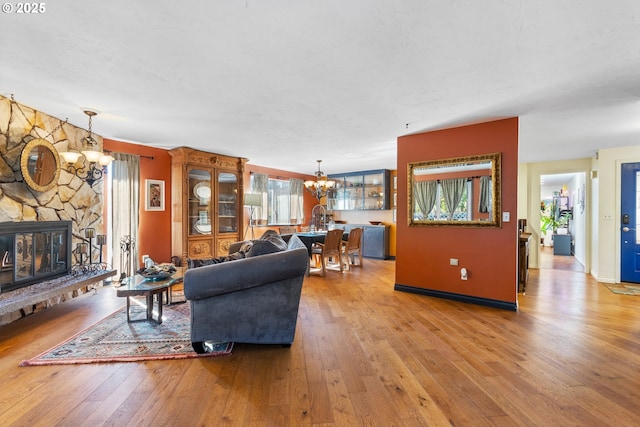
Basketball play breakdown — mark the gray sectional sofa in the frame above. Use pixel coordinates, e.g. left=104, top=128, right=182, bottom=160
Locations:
left=183, top=231, right=309, bottom=353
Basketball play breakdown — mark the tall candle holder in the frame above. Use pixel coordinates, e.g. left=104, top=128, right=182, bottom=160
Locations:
left=77, top=242, right=88, bottom=265
left=96, top=234, right=106, bottom=263
left=85, top=228, right=95, bottom=264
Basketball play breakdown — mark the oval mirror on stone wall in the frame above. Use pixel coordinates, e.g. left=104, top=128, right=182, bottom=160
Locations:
left=20, top=138, right=61, bottom=192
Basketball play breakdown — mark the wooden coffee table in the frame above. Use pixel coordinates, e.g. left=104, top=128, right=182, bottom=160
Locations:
left=116, top=267, right=185, bottom=324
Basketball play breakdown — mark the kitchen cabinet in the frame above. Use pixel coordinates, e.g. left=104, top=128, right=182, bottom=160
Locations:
left=327, top=170, right=390, bottom=211
left=338, top=224, right=390, bottom=259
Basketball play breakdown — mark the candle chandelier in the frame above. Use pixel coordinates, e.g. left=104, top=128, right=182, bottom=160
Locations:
left=304, top=160, right=336, bottom=202
left=59, top=109, right=113, bottom=186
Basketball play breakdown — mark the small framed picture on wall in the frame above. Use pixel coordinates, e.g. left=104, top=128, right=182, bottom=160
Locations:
left=145, top=179, right=165, bottom=211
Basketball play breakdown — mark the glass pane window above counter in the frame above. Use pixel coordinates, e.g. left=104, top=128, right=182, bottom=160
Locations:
left=327, top=170, right=390, bottom=210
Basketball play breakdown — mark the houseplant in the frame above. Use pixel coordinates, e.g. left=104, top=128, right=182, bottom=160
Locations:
left=540, top=211, right=571, bottom=238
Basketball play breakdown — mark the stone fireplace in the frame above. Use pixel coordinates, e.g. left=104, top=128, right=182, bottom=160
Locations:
left=0, top=95, right=104, bottom=260
left=0, top=96, right=112, bottom=324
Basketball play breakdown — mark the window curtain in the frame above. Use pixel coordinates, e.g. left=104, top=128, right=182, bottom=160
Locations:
left=111, top=153, right=140, bottom=279
left=441, top=178, right=467, bottom=219
left=414, top=180, right=438, bottom=218
left=252, top=172, right=268, bottom=224
left=269, top=180, right=290, bottom=224
left=478, top=176, right=492, bottom=213
left=289, top=178, right=304, bottom=224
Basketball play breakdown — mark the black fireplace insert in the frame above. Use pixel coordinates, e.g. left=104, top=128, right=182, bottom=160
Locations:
left=0, top=221, right=73, bottom=293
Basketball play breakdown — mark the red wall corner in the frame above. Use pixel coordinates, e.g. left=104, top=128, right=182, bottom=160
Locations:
left=395, top=118, right=519, bottom=305
left=103, top=139, right=173, bottom=265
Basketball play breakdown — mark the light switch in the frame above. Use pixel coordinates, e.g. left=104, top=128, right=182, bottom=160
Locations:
left=502, top=212, right=510, bottom=222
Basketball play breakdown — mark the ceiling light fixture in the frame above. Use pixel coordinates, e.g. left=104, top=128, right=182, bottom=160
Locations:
left=304, top=160, right=336, bottom=202
left=59, top=109, right=113, bottom=186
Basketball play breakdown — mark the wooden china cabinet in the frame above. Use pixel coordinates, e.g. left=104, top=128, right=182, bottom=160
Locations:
left=169, top=147, right=248, bottom=265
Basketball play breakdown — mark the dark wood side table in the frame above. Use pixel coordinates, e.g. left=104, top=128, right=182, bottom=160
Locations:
left=518, top=232, right=531, bottom=293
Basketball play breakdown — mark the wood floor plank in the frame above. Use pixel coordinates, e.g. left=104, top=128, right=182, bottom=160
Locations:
left=2, top=251, right=640, bottom=426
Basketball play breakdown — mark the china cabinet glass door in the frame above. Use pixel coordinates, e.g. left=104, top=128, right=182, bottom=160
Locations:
left=188, top=168, right=212, bottom=235
left=328, top=170, right=389, bottom=210
left=363, top=171, right=385, bottom=209
left=217, top=172, right=238, bottom=233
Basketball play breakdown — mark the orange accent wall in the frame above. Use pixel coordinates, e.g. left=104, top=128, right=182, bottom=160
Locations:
left=396, top=118, right=519, bottom=305
left=103, top=139, right=173, bottom=264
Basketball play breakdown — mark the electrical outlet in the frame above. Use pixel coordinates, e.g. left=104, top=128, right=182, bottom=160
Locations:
left=450, top=258, right=458, bottom=266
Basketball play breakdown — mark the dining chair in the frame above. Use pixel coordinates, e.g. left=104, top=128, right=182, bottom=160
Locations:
left=279, top=226, right=297, bottom=234
left=311, top=229, right=344, bottom=276
left=342, top=227, right=363, bottom=269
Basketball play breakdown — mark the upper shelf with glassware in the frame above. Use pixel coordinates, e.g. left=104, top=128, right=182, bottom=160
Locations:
left=327, top=169, right=390, bottom=210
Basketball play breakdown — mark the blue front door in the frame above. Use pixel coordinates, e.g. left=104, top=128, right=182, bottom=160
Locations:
left=621, top=162, right=640, bottom=283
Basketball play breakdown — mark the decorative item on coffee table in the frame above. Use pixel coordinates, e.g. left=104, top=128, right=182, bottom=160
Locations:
left=117, top=263, right=184, bottom=324
left=137, top=262, right=177, bottom=281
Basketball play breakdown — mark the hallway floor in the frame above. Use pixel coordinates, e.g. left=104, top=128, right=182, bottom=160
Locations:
left=538, top=245, right=584, bottom=272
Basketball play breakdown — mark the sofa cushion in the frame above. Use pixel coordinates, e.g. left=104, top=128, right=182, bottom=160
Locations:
left=187, top=242, right=254, bottom=268
left=247, top=230, right=288, bottom=257
left=287, top=234, right=306, bottom=251
left=188, top=258, right=213, bottom=268
left=237, top=241, right=254, bottom=253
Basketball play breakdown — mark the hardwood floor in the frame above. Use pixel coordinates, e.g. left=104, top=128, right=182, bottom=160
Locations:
left=1, top=258, right=639, bottom=426
left=538, top=245, right=584, bottom=272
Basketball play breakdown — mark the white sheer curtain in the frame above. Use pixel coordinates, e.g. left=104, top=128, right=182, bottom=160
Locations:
left=251, top=172, right=268, bottom=224
left=441, top=178, right=467, bottom=220
left=269, top=179, right=290, bottom=224
left=111, top=153, right=140, bottom=279
left=478, top=176, right=492, bottom=213
left=289, top=178, right=304, bottom=224
left=414, top=180, right=438, bottom=219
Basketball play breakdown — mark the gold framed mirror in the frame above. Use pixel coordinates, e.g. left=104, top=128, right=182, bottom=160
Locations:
left=20, top=138, right=61, bottom=192
left=408, top=152, right=501, bottom=227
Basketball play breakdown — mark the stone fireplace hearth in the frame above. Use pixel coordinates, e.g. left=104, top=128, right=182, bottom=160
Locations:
left=0, top=219, right=117, bottom=326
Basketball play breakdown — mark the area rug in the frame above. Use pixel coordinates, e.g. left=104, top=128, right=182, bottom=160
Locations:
left=20, top=300, right=232, bottom=366
left=603, top=283, right=640, bottom=296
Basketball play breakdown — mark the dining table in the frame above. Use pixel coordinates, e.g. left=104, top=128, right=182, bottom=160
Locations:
left=292, top=231, right=348, bottom=256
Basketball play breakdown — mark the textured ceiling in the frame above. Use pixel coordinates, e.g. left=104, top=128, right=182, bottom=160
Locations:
left=2, top=1, right=640, bottom=175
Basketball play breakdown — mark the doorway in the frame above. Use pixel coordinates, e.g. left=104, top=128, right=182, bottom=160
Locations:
left=540, top=172, right=587, bottom=273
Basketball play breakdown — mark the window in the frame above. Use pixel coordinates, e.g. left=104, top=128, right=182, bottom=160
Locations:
left=268, top=179, right=291, bottom=224
left=250, top=173, right=304, bottom=225
left=414, top=180, right=472, bottom=220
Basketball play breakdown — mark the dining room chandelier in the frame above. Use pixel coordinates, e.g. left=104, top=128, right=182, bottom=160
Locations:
left=304, top=160, right=336, bottom=202
left=59, top=109, right=113, bottom=186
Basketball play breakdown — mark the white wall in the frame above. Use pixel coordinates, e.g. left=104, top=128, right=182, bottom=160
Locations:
left=570, top=173, right=587, bottom=267
left=590, top=170, right=599, bottom=279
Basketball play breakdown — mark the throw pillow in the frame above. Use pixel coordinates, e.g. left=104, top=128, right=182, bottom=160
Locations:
left=187, top=242, right=254, bottom=268
left=287, top=234, right=307, bottom=251
left=247, top=230, right=288, bottom=257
